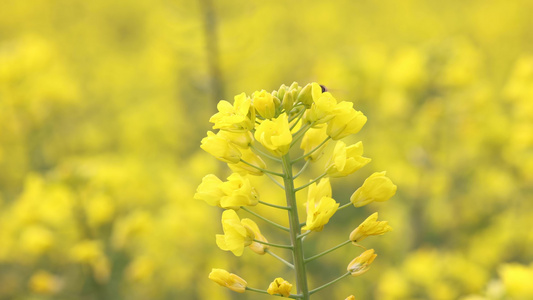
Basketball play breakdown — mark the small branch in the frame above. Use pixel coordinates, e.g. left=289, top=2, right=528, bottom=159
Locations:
left=337, top=202, right=352, bottom=211
left=241, top=207, right=290, bottom=232
left=239, top=159, right=284, bottom=177
left=289, top=108, right=306, bottom=130
left=297, top=230, right=311, bottom=240
left=309, top=272, right=351, bottom=295
left=259, top=200, right=290, bottom=210
left=292, top=160, right=310, bottom=179
left=254, top=239, right=293, bottom=250
left=294, top=173, right=327, bottom=192
left=265, top=173, right=286, bottom=190
left=265, top=249, right=294, bottom=269
left=293, top=136, right=331, bottom=163
left=290, top=123, right=313, bottom=147
left=305, top=240, right=351, bottom=263
left=250, top=144, right=282, bottom=162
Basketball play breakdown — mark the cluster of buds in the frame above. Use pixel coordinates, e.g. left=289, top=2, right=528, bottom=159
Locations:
left=195, top=82, right=397, bottom=299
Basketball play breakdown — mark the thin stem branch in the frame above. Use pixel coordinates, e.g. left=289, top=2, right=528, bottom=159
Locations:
left=290, top=123, right=312, bottom=147
left=241, top=207, right=289, bottom=232
left=265, top=172, right=286, bottom=190
left=259, top=200, right=290, bottom=210
left=254, top=239, right=293, bottom=250
left=292, top=160, right=310, bottom=179
left=294, top=173, right=327, bottom=192
left=239, top=159, right=284, bottom=177
left=250, top=144, right=282, bottom=162
left=305, top=240, right=351, bottom=263
left=290, top=108, right=306, bottom=130
left=338, top=202, right=353, bottom=211
left=265, top=249, right=294, bottom=269
left=297, top=230, right=311, bottom=240
left=293, top=137, right=331, bottom=163
left=309, top=272, right=351, bottom=295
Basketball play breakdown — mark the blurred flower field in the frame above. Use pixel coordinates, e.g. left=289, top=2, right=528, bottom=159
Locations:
left=0, top=0, right=532, bottom=299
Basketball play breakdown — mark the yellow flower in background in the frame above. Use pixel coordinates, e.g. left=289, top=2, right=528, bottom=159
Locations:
left=194, top=174, right=225, bottom=207
left=20, top=225, right=54, bottom=255
left=218, top=130, right=254, bottom=149
left=345, top=296, right=356, bottom=300
left=200, top=131, right=242, bottom=164
left=350, top=171, right=397, bottom=207
left=219, top=173, right=259, bottom=209
left=216, top=210, right=255, bottom=256
left=499, top=263, right=533, bottom=297
left=254, top=113, right=292, bottom=156
left=326, top=141, right=371, bottom=177
left=327, top=102, right=367, bottom=140
left=253, top=89, right=277, bottom=119
left=350, top=212, right=392, bottom=243
left=347, top=249, right=377, bottom=277
left=302, top=195, right=339, bottom=232
left=70, top=240, right=105, bottom=263
left=210, top=92, right=254, bottom=132
left=28, top=270, right=62, bottom=295
left=208, top=269, right=247, bottom=293
left=242, top=218, right=269, bottom=255
left=300, top=125, right=329, bottom=161
left=267, top=277, right=293, bottom=297
left=228, top=147, right=267, bottom=176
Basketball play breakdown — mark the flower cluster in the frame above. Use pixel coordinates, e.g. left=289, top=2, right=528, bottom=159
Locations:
left=195, top=82, right=397, bottom=299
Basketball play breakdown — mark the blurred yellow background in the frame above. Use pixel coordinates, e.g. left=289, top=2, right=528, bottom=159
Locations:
left=1, top=0, right=532, bottom=299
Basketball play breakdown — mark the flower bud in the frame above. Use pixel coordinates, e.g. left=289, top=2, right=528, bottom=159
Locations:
left=200, top=131, right=242, bottom=164
left=209, top=269, right=247, bottom=293
left=350, top=171, right=397, bottom=207
left=282, top=90, right=295, bottom=112
left=194, top=174, right=224, bottom=207
left=347, top=249, right=377, bottom=277
left=253, top=90, right=276, bottom=119
left=228, top=148, right=267, bottom=176
left=327, top=102, right=367, bottom=140
left=349, top=212, right=392, bottom=243
left=267, top=277, right=293, bottom=297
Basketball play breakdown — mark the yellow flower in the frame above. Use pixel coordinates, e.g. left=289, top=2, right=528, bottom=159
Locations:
left=216, top=210, right=255, bottom=256
left=302, top=179, right=338, bottom=231
left=218, top=130, right=254, bottom=148
left=194, top=174, right=224, bottom=207
left=345, top=296, right=356, bottom=300
left=219, top=173, right=259, bottom=209
left=300, top=125, right=329, bottom=161
left=208, top=269, right=247, bottom=293
left=242, top=218, right=269, bottom=255
left=228, top=148, right=267, bottom=176
left=304, top=84, right=338, bottom=124
left=326, top=141, right=371, bottom=177
left=350, top=171, right=397, bottom=207
left=327, top=102, right=367, bottom=140
left=350, top=212, right=392, bottom=243
left=267, top=277, right=293, bottom=297
left=347, top=249, right=377, bottom=277
left=28, top=270, right=62, bottom=294
left=210, top=92, right=254, bottom=132
left=253, top=89, right=277, bottom=119
left=254, top=113, right=292, bottom=156
left=200, top=131, right=242, bottom=164
left=297, top=82, right=320, bottom=106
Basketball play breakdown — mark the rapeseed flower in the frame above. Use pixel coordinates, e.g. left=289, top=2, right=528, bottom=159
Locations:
left=327, top=101, right=367, bottom=140
left=326, top=141, right=371, bottom=177
left=350, top=212, right=392, bottom=243
left=216, top=210, right=255, bottom=256
left=267, top=277, right=293, bottom=297
left=300, top=125, right=329, bottom=161
left=350, top=171, right=397, bottom=207
left=253, top=89, right=278, bottom=119
left=200, top=131, right=241, bottom=163
left=208, top=269, right=247, bottom=293
left=210, top=93, right=254, bottom=132
left=254, top=113, right=292, bottom=156
left=347, top=249, right=377, bottom=277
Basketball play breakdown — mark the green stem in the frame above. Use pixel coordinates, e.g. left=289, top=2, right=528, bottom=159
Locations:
left=338, top=202, right=352, bottom=211
left=293, top=160, right=310, bottom=179
left=294, top=173, right=327, bottom=192
left=265, top=249, right=294, bottom=269
left=309, top=272, right=351, bottom=295
left=297, top=230, right=311, bottom=240
left=290, top=123, right=313, bottom=147
left=293, top=137, right=331, bottom=163
left=246, top=286, right=303, bottom=299
left=254, top=239, right=293, bottom=250
left=305, top=240, right=351, bottom=263
left=241, top=207, right=289, bottom=232
left=281, top=153, right=310, bottom=299
left=259, top=200, right=290, bottom=210
left=290, top=108, right=306, bottom=130
left=239, top=159, right=284, bottom=177
left=250, top=144, right=282, bottom=162
left=264, top=173, right=286, bottom=190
